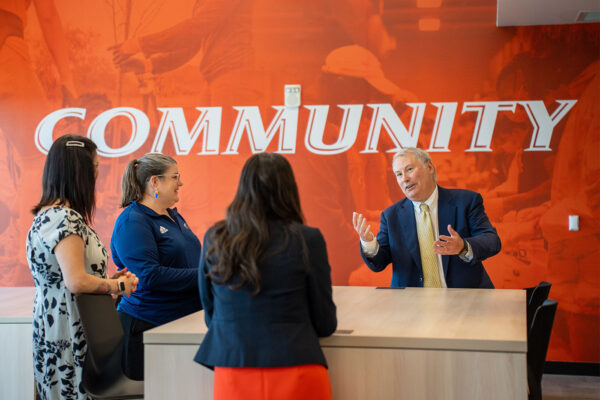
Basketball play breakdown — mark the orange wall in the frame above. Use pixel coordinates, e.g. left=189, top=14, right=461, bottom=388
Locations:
left=0, top=0, right=598, bottom=363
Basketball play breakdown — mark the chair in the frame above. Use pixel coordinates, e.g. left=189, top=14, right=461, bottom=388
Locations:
left=527, top=299, right=558, bottom=400
left=525, top=281, right=552, bottom=330
left=75, top=294, right=144, bottom=399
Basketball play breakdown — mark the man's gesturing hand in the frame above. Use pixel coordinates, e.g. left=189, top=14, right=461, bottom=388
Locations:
left=433, top=225, right=465, bottom=255
left=353, top=212, right=375, bottom=242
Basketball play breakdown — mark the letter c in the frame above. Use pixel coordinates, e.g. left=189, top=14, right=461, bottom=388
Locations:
left=34, top=108, right=87, bottom=154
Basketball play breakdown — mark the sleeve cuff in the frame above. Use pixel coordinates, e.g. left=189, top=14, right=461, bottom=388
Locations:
left=360, top=237, right=379, bottom=257
left=459, top=240, right=474, bottom=262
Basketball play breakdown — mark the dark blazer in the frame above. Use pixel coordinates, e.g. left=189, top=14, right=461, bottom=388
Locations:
left=361, top=187, right=501, bottom=288
left=194, top=221, right=337, bottom=369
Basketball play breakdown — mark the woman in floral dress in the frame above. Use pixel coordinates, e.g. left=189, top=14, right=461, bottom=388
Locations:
left=26, top=135, right=138, bottom=400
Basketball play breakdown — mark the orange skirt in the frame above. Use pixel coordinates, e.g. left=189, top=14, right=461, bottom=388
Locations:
left=213, top=364, right=332, bottom=400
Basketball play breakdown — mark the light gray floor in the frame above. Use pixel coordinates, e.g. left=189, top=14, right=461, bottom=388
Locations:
left=543, top=374, right=600, bottom=400
left=29, top=373, right=600, bottom=400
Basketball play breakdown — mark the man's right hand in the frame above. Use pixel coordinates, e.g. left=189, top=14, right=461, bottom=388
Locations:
left=353, top=212, right=375, bottom=242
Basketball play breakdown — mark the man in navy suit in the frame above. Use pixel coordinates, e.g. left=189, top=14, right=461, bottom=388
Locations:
left=353, top=148, right=501, bottom=288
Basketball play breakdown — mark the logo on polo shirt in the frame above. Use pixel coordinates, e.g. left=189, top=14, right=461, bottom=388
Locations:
left=160, top=226, right=168, bottom=234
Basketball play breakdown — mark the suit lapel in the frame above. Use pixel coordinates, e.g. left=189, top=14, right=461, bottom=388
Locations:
left=396, top=199, right=422, bottom=270
left=437, top=187, right=455, bottom=277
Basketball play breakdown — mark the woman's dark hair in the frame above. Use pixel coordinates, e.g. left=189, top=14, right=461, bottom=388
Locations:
left=207, top=153, right=305, bottom=294
left=32, top=134, right=98, bottom=224
left=120, top=153, right=176, bottom=207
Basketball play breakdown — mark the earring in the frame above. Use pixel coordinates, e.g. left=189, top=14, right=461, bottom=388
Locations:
left=154, top=191, right=158, bottom=198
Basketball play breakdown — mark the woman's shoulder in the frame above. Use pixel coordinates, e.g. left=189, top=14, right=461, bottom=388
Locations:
left=267, top=220, right=321, bottom=235
left=34, top=205, right=84, bottom=227
left=297, top=222, right=322, bottom=237
left=202, top=222, right=223, bottom=243
left=112, top=204, right=156, bottom=239
left=115, top=203, right=150, bottom=225
left=30, top=206, right=87, bottom=248
left=284, top=222, right=324, bottom=245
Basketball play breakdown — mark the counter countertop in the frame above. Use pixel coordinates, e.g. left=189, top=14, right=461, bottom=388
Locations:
left=144, top=286, right=527, bottom=353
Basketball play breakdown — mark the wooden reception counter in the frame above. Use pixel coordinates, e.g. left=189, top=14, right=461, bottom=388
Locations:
left=144, top=286, right=527, bottom=400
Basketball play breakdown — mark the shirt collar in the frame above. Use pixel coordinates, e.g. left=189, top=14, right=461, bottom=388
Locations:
left=131, top=201, right=177, bottom=218
left=411, top=185, right=438, bottom=214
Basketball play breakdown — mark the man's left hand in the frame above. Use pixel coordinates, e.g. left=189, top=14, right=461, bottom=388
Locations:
left=433, top=225, right=464, bottom=255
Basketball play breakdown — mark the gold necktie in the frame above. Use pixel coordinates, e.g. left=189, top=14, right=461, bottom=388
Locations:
left=417, top=204, right=441, bottom=288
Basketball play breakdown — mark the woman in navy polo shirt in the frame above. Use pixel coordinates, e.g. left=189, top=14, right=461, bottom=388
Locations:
left=111, top=153, right=202, bottom=380
left=195, top=153, right=337, bottom=400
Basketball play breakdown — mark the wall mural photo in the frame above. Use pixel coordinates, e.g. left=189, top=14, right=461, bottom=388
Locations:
left=0, top=0, right=598, bottom=363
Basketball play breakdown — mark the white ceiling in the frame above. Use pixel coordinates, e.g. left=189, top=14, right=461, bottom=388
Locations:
left=497, top=0, right=600, bottom=27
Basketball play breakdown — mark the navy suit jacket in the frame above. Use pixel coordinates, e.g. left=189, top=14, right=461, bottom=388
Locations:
left=194, top=221, right=337, bottom=369
left=361, top=187, right=501, bottom=288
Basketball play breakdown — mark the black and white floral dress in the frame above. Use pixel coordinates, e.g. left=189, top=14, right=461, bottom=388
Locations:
left=26, top=206, right=108, bottom=400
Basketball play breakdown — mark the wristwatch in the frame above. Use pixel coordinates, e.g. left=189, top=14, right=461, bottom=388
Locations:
left=459, top=240, right=469, bottom=257
left=118, top=280, right=126, bottom=292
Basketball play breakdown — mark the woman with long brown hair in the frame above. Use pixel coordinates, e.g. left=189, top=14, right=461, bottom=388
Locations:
left=27, top=135, right=138, bottom=400
left=194, top=152, right=337, bottom=400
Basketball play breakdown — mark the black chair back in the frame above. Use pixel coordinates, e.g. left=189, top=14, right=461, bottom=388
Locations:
left=527, top=299, right=558, bottom=400
left=525, top=281, right=552, bottom=330
left=75, top=294, right=144, bottom=399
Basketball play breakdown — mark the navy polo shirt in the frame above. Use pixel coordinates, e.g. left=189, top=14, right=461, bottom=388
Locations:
left=111, top=201, right=202, bottom=326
